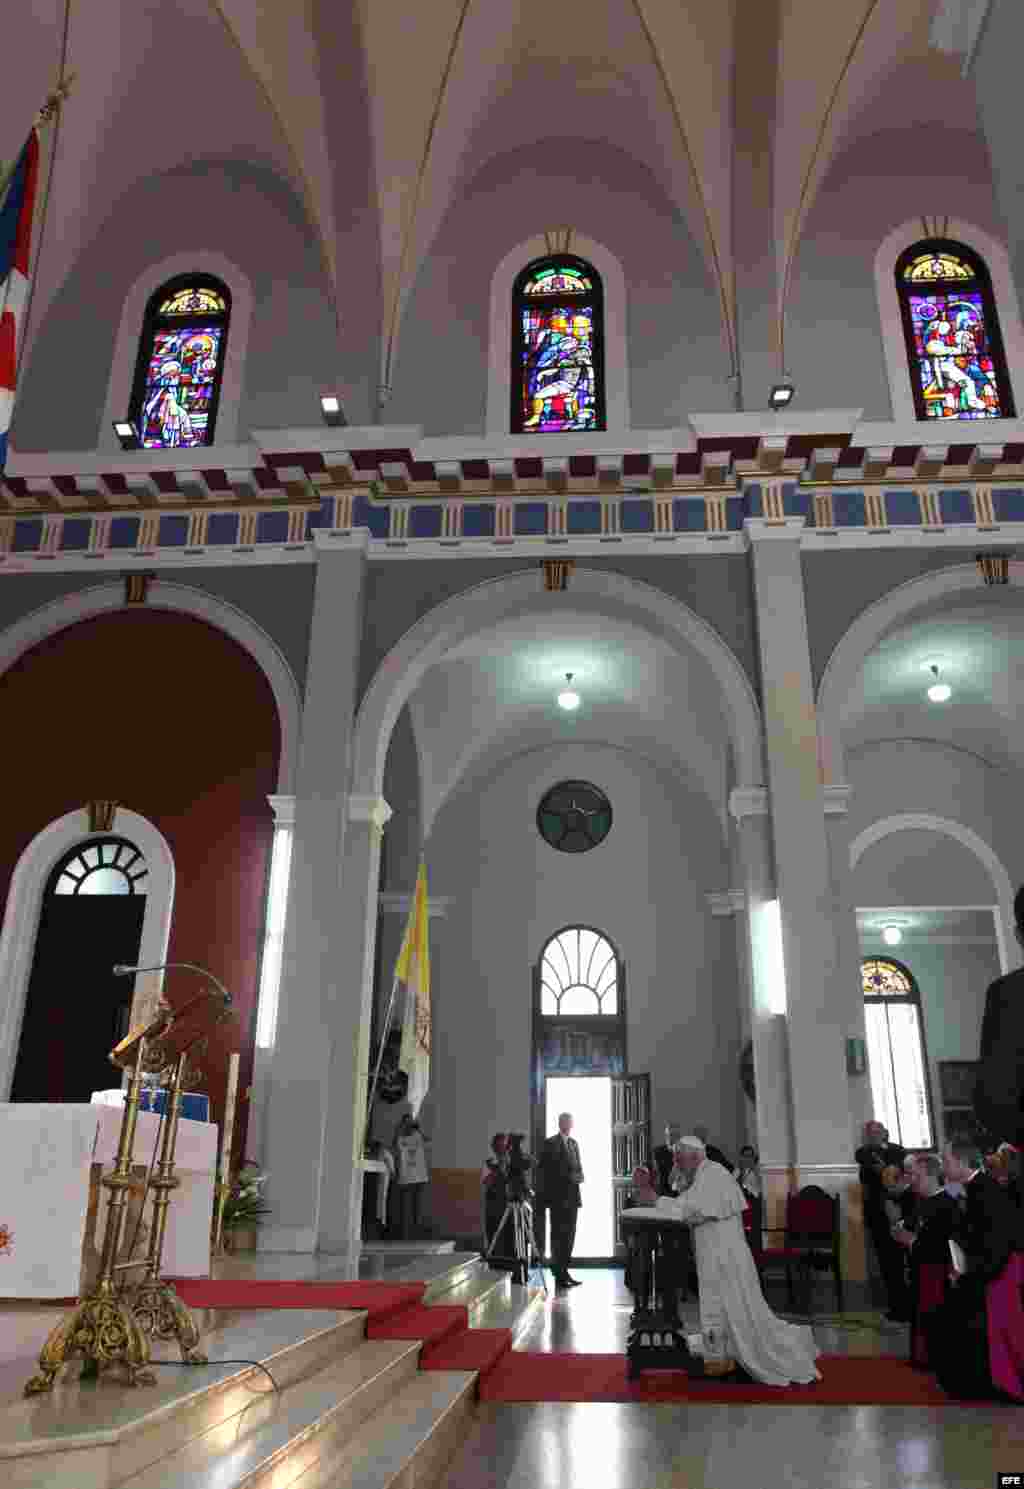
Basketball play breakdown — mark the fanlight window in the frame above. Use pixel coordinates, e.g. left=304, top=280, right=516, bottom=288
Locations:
left=862, top=958, right=933, bottom=1149
left=511, top=254, right=604, bottom=434
left=896, top=240, right=1013, bottom=421
left=53, top=838, right=148, bottom=897
left=540, top=927, right=617, bottom=1016
left=130, top=275, right=231, bottom=448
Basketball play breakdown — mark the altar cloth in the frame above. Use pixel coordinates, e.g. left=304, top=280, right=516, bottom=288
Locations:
left=0, top=1103, right=218, bottom=1298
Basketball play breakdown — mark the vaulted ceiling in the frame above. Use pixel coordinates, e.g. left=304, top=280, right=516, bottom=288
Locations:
left=5, top=1, right=990, bottom=402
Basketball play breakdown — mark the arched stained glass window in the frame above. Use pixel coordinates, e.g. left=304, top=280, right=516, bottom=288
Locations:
left=130, top=275, right=231, bottom=448
left=896, top=240, right=1013, bottom=420
left=540, top=926, right=618, bottom=1016
left=53, top=838, right=148, bottom=896
left=862, top=957, right=934, bottom=1149
left=511, top=255, right=604, bottom=433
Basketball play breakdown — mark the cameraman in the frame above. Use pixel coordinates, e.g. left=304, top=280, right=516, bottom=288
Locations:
left=482, top=1134, right=511, bottom=1258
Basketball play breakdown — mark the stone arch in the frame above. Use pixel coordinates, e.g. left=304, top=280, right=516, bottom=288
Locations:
left=816, top=560, right=1024, bottom=787
left=0, top=806, right=175, bottom=1099
left=0, top=579, right=300, bottom=793
left=849, top=811, right=1017, bottom=973
left=487, top=232, right=630, bottom=436
left=351, top=565, right=763, bottom=807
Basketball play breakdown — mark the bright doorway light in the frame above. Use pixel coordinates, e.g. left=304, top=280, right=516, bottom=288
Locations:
left=882, top=925, right=903, bottom=946
left=545, top=1076, right=613, bottom=1258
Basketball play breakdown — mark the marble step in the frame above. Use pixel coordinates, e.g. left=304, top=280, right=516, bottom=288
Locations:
left=312, top=1370, right=477, bottom=1489
left=426, top=1267, right=510, bottom=1324
left=120, top=1338, right=423, bottom=1489
left=0, top=1309, right=366, bottom=1489
left=386, top=1253, right=484, bottom=1303
left=467, top=1282, right=546, bottom=1343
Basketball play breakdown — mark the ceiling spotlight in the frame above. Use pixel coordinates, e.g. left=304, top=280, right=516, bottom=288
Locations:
left=112, top=419, right=140, bottom=451
left=320, top=393, right=346, bottom=427
left=769, top=381, right=795, bottom=411
left=927, top=664, right=951, bottom=703
left=883, top=925, right=903, bottom=946
left=557, top=672, right=581, bottom=711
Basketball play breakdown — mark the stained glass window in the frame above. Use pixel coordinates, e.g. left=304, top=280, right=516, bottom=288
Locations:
left=896, top=240, right=1013, bottom=421
left=540, top=927, right=618, bottom=1016
left=862, top=958, right=934, bottom=1149
left=130, top=275, right=231, bottom=448
left=537, top=780, right=612, bottom=854
left=511, top=255, right=604, bottom=433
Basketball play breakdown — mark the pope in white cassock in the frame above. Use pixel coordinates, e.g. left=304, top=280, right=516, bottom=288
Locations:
left=654, top=1136, right=821, bottom=1387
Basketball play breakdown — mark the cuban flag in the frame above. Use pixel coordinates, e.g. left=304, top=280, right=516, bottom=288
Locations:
left=0, top=129, right=40, bottom=471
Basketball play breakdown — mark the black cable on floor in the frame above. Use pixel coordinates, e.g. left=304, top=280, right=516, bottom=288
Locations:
left=144, top=1357, right=280, bottom=1392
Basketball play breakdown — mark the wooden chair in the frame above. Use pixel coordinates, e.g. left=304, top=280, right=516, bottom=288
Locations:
left=754, top=1186, right=843, bottom=1312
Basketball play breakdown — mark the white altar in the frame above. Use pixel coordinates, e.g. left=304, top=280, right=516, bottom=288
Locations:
left=0, top=1104, right=218, bottom=1298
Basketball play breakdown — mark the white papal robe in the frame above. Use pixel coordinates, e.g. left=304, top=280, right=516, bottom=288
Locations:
left=654, top=1159, right=821, bottom=1386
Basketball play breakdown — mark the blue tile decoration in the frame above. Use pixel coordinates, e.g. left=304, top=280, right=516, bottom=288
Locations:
left=993, top=488, right=1024, bottom=523
left=514, top=503, right=547, bottom=536
left=885, top=490, right=920, bottom=526
left=351, top=492, right=388, bottom=537
left=60, top=517, right=91, bottom=551
left=831, top=490, right=866, bottom=527
left=725, top=498, right=744, bottom=531
left=157, top=515, right=188, bottom=548
left=783, top=484, right=811, bottom=520
left=12, top=519, right=43, bottom=553
left=206, top=512, right=239, bottom=546
left=939, top=489, right=973, bottom=524
left=567, top=500, right=601, bottom=534
left=409, top=504, right=442, bottom=538
left=620, top=499, right=654, bottom=533
left=744, top=483, right=763, bottom=517
left=674, top=498, right=706, bottom=532
left=109, top=516, right=141, bottom=550
left=257, top=510, right=289, bottom=545
left=462, top=503, right=495, bottom=538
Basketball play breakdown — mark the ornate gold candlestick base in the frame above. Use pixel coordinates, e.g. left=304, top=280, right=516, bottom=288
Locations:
left=126, top=1278, right=207, bottom=1365
left=24, top=1285, right=155, bottom=1395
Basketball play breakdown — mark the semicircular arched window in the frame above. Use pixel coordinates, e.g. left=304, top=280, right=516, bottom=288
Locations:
left=130, top=275, right=232, bottom=448
left=896, top=240, right=1014, bottom=421
left=540, top=926, right=618, bottom=1016
left=53, top=838, right=148, bottom=896
left=862, top=957, right=933, bottom=1149
left=511, top=255, right=605, bottom=433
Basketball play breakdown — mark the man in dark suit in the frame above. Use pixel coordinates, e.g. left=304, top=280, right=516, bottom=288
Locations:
left=855, top=1119, right=910, bottom=1320
left=973, top=884, right=1024, bottom=1150
left=892, top=1152, right=958, bottom=1364
left=537, top=1111, right=584, bottom=1292
left=652, top=1122, right=682, bottom=1196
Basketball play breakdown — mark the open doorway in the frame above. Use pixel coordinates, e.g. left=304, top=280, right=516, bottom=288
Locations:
left=545, top=1075, right=614, bottom=1258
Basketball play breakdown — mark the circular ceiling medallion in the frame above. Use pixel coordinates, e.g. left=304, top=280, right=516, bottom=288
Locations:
left=537, top=780, right=612, bottom=854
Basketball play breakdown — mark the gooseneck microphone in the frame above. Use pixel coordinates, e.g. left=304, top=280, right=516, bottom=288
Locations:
left=112, top=961, right=232, bottom=1009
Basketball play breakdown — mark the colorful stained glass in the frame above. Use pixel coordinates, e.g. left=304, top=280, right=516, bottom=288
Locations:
left=522, top=265, right=592, bottom=296
left=903, top=250, right=972, bottom=283
left=899, top=244, right=1009, bottom=420
left=159, top=285, right=228, bottom=315
left=518, top=303, right=599, bottom=432
left=137, top=324, right=226, bottom=448
left=862, top=959, right=913, bottom=998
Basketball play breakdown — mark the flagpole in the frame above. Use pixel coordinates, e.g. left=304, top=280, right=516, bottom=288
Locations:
left=363, top=976, right=401, bottom=1153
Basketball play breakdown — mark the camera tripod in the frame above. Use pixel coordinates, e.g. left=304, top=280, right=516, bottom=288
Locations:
left=485, top=1197, right=548, bottom=1293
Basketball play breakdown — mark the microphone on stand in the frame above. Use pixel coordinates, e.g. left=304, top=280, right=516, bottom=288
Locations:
left=113, top=961, right=233, bottom=1010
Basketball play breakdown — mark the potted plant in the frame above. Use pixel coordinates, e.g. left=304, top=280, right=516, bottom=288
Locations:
left=220, top=1162, right=270, bottom=1252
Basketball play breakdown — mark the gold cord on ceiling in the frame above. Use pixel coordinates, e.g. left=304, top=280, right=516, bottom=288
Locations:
left=777, top=0, right=881, bottom=376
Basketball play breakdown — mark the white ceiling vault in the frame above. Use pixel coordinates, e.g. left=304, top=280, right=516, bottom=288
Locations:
left=6, top=0, right=985, bottom=404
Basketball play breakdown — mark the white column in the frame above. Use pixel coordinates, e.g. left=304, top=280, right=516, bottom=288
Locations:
left=261, top=536, right=369, bottom=1253
left=247, top=793, right=295, bottom=1167
left=823, top=786, right=872, bottom=1141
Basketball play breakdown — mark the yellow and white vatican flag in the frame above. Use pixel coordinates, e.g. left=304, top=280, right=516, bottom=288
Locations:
left=396, top=861, right=431, bottom=1117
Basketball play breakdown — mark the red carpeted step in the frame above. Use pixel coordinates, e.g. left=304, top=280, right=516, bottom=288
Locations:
left=168, top=1278, right=425, bottom=1324
left=420, top=1327, right=513, bottom=1378
left=479, top=1351, right=960, bottom=1406
left=367, top=1304, right=468, bottom=1351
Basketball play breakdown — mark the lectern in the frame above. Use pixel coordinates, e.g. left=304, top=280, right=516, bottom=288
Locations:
left=25, top=981, right=232, bottom=1396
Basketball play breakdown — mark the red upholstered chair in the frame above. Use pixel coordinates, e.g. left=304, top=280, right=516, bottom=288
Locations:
left=755, top=1186, right=843, bottom=1312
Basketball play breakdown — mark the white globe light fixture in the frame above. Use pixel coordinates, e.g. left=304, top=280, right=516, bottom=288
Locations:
left=882, top=925, right=903, bottom=947
left=557, top=672, right=581, bottom=711
left=924, top=661, right=951, bottom=703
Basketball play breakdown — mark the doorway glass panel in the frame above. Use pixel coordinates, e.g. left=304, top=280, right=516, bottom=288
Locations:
left=545, top=1074, right=613, bottom=1257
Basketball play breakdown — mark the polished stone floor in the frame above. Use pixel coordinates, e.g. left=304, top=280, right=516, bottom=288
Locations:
left=442, top=1269, right=1024, bottom=1489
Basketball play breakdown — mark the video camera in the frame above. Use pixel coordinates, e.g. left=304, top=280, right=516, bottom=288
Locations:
left=506, top=1133, right=534, bottom=1202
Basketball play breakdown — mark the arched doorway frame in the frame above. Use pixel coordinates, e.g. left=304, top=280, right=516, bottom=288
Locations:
left=849, top=811, right=1017, bottom=974
left=0, top=807, right=174, bottom=1099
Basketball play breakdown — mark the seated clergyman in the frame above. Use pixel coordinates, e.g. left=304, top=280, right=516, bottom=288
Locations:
left=642, top=1135, right=821, bottom=1387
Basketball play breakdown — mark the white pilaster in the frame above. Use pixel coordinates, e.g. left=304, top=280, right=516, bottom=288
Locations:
left=260, top=542, right=370, bottom=1254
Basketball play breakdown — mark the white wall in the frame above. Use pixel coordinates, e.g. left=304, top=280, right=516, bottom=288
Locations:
left=423, top=740, right=741, bottom=1172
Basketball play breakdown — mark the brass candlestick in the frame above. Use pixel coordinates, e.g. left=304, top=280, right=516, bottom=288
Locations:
left=25, top=1035, right=157, bottom=1394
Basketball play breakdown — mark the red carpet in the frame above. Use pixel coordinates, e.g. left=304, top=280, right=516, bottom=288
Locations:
left=169, top=1277, right=425, bottom=1324
left=478, top=1351, right=956, bottom=1405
